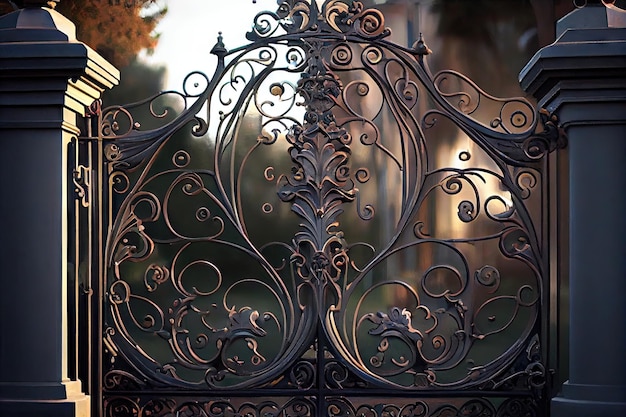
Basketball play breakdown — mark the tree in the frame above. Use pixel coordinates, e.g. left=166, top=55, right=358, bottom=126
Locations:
left=56, top=0, right=167, bottom=68
left=0, top=0, right=167, bottom=68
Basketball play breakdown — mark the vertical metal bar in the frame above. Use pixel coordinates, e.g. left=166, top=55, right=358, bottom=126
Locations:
left=96, top=114, right=106, bottom=417
left=317, top=321, right=325, bottom=417
left=546, top=150, right=556, bottom=400
left=551, top=144, right=569, bottom=395
left=86, top=138, right=94, bottom=399
left=70, top=137, right=79, bottom=382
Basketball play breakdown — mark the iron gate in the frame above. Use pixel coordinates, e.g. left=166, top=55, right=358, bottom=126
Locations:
left=72, top=1, right=565, bottom=415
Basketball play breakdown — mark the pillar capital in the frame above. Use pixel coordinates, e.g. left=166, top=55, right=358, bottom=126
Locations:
left=519, top=6, right=626, bottom=126
left=0, top=7, right=119, bottom=131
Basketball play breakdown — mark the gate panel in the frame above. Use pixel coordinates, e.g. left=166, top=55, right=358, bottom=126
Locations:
left=74, top=1, right=564, bottom=415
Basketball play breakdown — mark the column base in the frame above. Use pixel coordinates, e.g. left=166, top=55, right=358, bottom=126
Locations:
left=0, top=380, right=91, bottom=417
left=0, top=395, right=90, bottom=417
left=0, top=380, right=84, bottom=400
left=552, top=381, right=626, bottom=417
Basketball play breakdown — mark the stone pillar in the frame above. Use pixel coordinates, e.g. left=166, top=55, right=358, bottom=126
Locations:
left=520, top=3, right=626, bottom=417
left=0, top=4, right=119, bottom=416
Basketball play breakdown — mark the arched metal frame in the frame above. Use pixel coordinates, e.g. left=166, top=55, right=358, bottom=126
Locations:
left=72, top=1, right=565, bottom=416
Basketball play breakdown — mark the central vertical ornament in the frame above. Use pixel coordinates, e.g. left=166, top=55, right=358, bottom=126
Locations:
left=278, top=40, right=354, bottom=316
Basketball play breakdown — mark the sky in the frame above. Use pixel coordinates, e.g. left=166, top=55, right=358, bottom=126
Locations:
left=141, top=0, right=281, bottom=91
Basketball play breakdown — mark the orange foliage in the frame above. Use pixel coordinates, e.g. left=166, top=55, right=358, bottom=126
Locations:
left=56, top=0, right=166, bottom=68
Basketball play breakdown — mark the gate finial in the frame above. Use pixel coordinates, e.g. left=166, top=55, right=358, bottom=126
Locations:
left=210, top=31, right=227, bottom=67
left=23, top=0, right=57, bottom=8
left=412, top=33, right=432, bottom=63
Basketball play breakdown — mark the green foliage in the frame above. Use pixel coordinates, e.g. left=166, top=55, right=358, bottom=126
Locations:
left=0, top=0, right=167, bottom=68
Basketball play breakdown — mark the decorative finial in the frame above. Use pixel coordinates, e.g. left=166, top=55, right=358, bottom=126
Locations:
left=412, top=33, right=432, bottom=58
left=210, top=31, right=228, bottom=66
left=23, top=0, right=58, bottom=8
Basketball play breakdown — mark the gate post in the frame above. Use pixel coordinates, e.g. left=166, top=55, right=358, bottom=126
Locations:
left=0, top=3, right=119, bottom=416
left=520, top=3, right=626, bottom=417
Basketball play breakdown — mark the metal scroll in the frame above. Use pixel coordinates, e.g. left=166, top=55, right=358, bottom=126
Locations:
left=74, top=1, right=565, bottom=415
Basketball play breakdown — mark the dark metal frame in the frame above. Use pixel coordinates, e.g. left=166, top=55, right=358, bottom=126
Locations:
left=71, top=1, right=566, bottom=416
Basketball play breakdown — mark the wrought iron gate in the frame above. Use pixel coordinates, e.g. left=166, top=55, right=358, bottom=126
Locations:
left=72, top=1, right=564, bottom=415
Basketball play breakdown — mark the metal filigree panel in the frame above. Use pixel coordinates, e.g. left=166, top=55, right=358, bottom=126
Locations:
left=74, top=1, right=564, bottom=416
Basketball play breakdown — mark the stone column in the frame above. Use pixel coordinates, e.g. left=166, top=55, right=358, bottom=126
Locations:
left=520, top=3, right=626, bottom=417
left=0, top=4, right=119, bottom=416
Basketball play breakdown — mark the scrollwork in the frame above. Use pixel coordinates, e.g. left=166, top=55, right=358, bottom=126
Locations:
left=326, top=398, right=501, bottom=417
left=475, top=265, right=501, bottom=292
left=324, top=357, right=369, bottom=389
left=433, top=70, right=535, bottom=135
left=277, top=0, right=313, bottom=33
left=104, top=397, right=140, bottom=417
left=95, top=0, right=557, bottom=412
left=99, top=77, right=206, bottom=140
left=495, top=398, right=538, bottom=417
left=325, top=0, right=389, bottom=38
left=104, top=397, right=316, bottom=417
left=288, top=359, right=316, bottom=389
left=99, top=395, right=541, bottom=417
left=246, top=0, right=391, bottom=41
left=515, top=169, right=538, bottom=200
left=521, top=109, right=567, bottom=160
left=431, top=400, right=496, bottom=417
left=247, top=10, right=284, bottom=40
left=103, top=370, right=146, bottom=391
left=73, top=164, right=90, bottom=207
